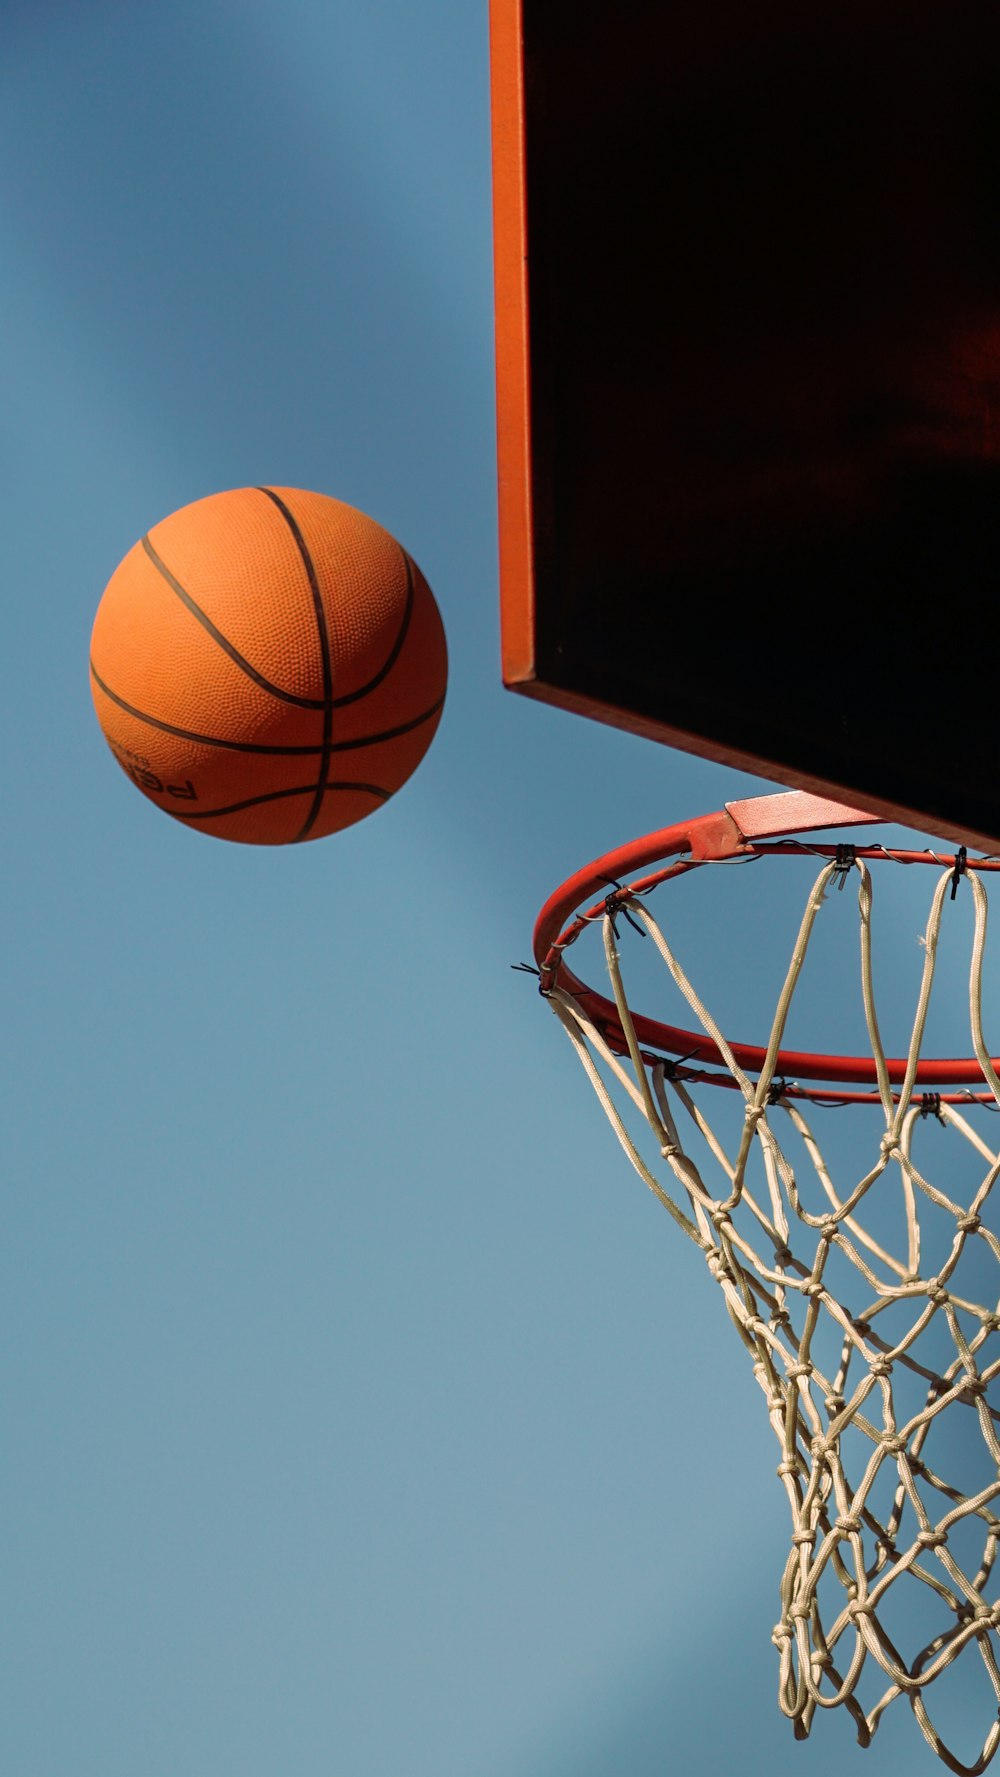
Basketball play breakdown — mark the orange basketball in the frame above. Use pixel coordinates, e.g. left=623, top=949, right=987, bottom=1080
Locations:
left=90, top=486, right=447, bottom=844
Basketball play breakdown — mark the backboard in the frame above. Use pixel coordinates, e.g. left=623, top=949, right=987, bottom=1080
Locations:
left=490, top=0, right=1000, bottom=850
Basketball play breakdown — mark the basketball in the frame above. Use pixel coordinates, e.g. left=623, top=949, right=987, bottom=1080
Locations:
left=89, top=486, right=447, bottom=844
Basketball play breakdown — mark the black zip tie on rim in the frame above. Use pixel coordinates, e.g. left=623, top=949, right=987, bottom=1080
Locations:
left=603, top=882, right=646, bottom=940
left=950, top=846, right=968, bottom=901
left=832, top=845, right=856, bottom=891
left=511, top=961, right=549, bottom=997
left=919, top=1093, right=945, bottom=1123
left=654, top=1046, right=708, bottom=1081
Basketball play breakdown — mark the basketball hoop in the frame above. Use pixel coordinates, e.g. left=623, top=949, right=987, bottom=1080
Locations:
left=531, top=790, right=1000, bottom=1773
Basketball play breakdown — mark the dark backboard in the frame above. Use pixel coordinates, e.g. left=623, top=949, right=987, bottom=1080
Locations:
left=490, top=0, right=1000, bottom=849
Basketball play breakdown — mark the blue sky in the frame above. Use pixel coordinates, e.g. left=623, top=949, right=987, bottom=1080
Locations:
left=3, top=6, right=996, bottom=1776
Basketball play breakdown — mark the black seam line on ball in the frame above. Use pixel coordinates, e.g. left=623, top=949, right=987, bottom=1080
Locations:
left=90, top=663, right=444, bottom=755
left=167, top=781, right=391, bottom=821
left=90, top=662, right=323, bottom=754
left=255, top=488, right=332, bottom=842
left=325, top=696, right=445, bottom=751
left=141, top=534, right=320, bottom=710
left=325, top=547, right=416, bottom=709
left=141, top=532, right=422, bottom=714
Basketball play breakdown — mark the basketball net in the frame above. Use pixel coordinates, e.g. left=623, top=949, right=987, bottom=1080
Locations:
left=534, top=795, right=1000, bottom=1775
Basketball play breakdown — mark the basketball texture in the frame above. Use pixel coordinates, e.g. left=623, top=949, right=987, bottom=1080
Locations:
left=89, top=487, right=447, bottom=844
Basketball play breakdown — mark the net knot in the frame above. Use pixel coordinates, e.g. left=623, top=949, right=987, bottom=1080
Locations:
left=810, top=1434, right=831, bottom=1459
left=880, top=1133, right=901, bottom=1158
left=848, top=1598, right=875, bottom=1621
left=926, top=1282, right=950, bottom=1306
left=792, top=1528, right=816, bottom=1547
left=824, top=1392, right=846, bottom=1414
left=836, top=1514, right=863, bottom=1536
left=954, top=1598, right=999, bottom=1627
left=744, top=1103, right=768, bottom=1133
left=961, top=1375, right=988, bottom=1400
left=787, top=1362, right=813, bottom=1382
left=958, top=1213, right=982, bottom=1235
left=917, top=1529, right=948, bottom=1549
left=804, top=1279, right=826, bottom=1299
left=773, top=1243, right=793, bottom=1267
left=870, top=1357, right=893, bottom=1379
left=820, top=1215, right=841, bottom=1242
left=776, top=1458, right=801, bottom=1478
left=882, top=1433, right=908, bottom=1455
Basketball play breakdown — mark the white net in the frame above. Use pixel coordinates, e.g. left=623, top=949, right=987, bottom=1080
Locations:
left=547, top=855, right=1000, bottom=1774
